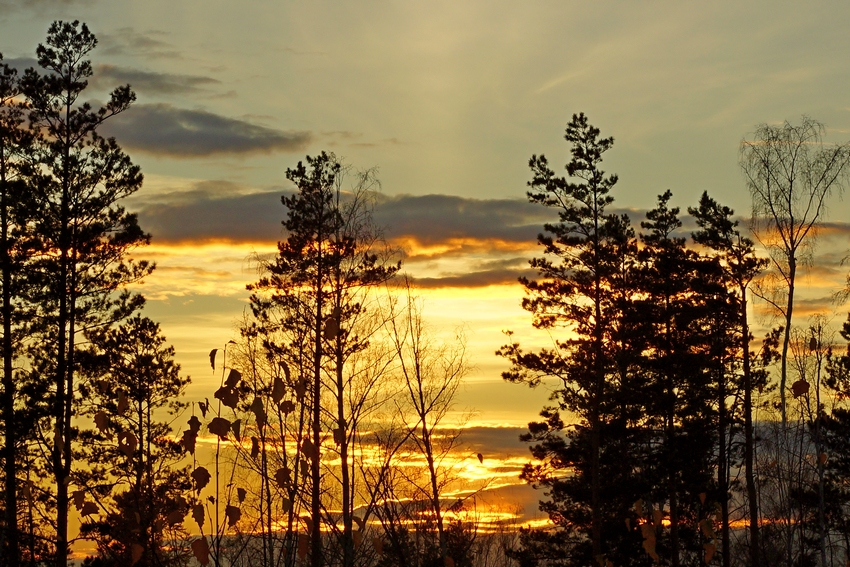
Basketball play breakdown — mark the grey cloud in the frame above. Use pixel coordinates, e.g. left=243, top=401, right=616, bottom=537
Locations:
left=1, top=58, right=37, bottom=74
left=373, top=194, right=555, bottom=244
left=133, top=186, right=287, bottom=243
left=98, top=28, right=181, bottom=60
left=91, top=64, right=221, bottom=96
left=101, top=103, right=311, bottom=157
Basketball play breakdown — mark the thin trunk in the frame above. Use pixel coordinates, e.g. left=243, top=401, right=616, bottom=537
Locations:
left=590, top=200, right=603, bottom=562
left=742, top=292, right=760, bottom=567
left=780, top=257, right=796, bottom=426
left=718, top=374, right=730, bottom=567
left=310, top=237, right=323, bottom=567
left=338, top=366, right=352, bottom=567
left=54, top=127, right=71, bottom=567
left=1, top=133, right=18, bottom=567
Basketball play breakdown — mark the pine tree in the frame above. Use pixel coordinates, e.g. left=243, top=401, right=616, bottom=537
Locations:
left=19, top=21, right=152, bottom=566
left=499, top=113, right=639, bottom=566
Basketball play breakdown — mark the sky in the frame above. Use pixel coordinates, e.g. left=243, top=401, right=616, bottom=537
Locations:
left=5, top=0, right=850, bottom=542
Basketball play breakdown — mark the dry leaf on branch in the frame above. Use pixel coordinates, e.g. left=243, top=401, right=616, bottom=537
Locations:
left=117, top=391, right=129, bottom=414
left=272, top=378, right=286, bottom=403
left=192, top=504, right=205, bottom=529
left=208, top=417, right=231, bottom=439
left=704, top=542, right=717, bottom=563
left=214, top=386, right=239, bottom=409
left=274, top=467, right=291, bottom=489
left=198, top=401, right=208, bottom=418
left=237, top=487, right=247, bottom=503
left=80, top=501, right=98, bottom=516
left=72, top=490, right=86, bottom=511
left=188, top=415, right=201, bottom=434
left=372, top=537, right=384, bottom=555
left=250, top=398, right=266, bottom=429
left=792, top=379, right=810, bottom=398
left=166, top=510, right=185, bottom=526
left=192, top=467, right=211, bottom=491
left=94, top=411, right=110, bottom=438
left=192, top=537, right=210, bottom=566
left=232, top=419, right=242, bottom=442
left=181, top=429, right=197, bottom=454
left=279, top=400, right=295, bottom=414
left=225, top=505, right=241, bottom=527
left=251, top=437, right=260, bottom=460
left=225, top=368, right=242, bottom=388
left=130, top=543, right=144, bottom=565
left=118, top=431, right=138, bottom=457
left=297, top=534, right=309, bottom=560
left=209, top=349, right=218, bottom=371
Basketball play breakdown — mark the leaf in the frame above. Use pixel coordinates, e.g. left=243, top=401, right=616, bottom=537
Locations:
left=80, top=501, right=98, bottom=516
left=640, top=523, right=655, bottom=542
left=130, top=543, right=144, bottom=565
left=445, top=557, right=455, bottom=567
left=250, top=397, right=266, bottom=429
left=652, top=509, right=663, bottom=526
left=118, top=431, right=138, bottom=457
left=700, top=519, right=715, bottom=539
left=181, top=429, right=197, bottom=454
left=699, top=492, right=706, bottom=505
left=282, top=363, right=291, bottom=381
left=192, top=537, right=210, bottom=566
left=117, top=390, right=129, bottom=415
left=188, top=415, right=202, bottom=434
left=94, top=411, right=109, bottom=438
left=209, top=349, right=218, bottom=371
left=192, top=504, right=205, bottom=529
left=353, top=515, right=365, bottom=530
left=274, top=467, right=291, bottom=489
left=232, top=419, right=242, bottom=442
left=280, top=400, right=295, bottom=414
left=302, top=438, right=317, bottom=461
left=810, top=336, right=818, bottom=351
left=166, top=510, right=185, bottom=526
left=324, top=318, right=339, bottom=340
left=634, top=499, right=643, bottom=517
left=297, top=534, right=309, bottom=559
left=704, top=542, right=716, bottom=563
left=333, top=427, right=344, bottom=445
left=282, top=497, right=292, bottom=513
left=624, top=518, right=631, bottom=531
left=198, top=400, right=208, bottom=418
left=353, top=529, right=363, bottom=548
left=295, top=379, right=307, bottom=401
left=272, top=377, right=286, bottom=403
left=792, top=379, right=810, bottom=398
left=477, top=453, right=483, bottom=464
left=225, top=505, right=241, bottom=527
left=237, top=487, right=247, bottom=503
left=251, top=437, right=260, bottom=460
left=372, top=537, right=384, bottom=555
left=192, top=467, right=211, bottom=491
left=820, top=452, right=828, bottom=465
left=208, top=417, right=231, bottom=439
left=214, top=386, right=239, bottom=409
left=72, top=490, right=86, bottom=511
left=300, top=459, right=309, bottom=478
left=225, top=368, right=242, bottom=388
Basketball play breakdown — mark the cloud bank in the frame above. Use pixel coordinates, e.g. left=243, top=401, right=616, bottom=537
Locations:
left=102, top=103, right=311, bottom=157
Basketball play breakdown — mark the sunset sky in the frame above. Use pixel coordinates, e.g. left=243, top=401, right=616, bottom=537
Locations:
left=5, top=0, right=850, bottom=537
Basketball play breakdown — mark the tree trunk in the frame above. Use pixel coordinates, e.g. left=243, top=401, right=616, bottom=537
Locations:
left=742, top=294, right=760, bottom=567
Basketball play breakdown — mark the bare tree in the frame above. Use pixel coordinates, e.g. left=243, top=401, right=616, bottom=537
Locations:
left=384, top=278, right=470, bottom=565
left=741, top=116, right=850, bottom=425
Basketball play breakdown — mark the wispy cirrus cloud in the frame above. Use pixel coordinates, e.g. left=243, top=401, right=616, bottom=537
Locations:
left=102, top=103, right=311, bottom=157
